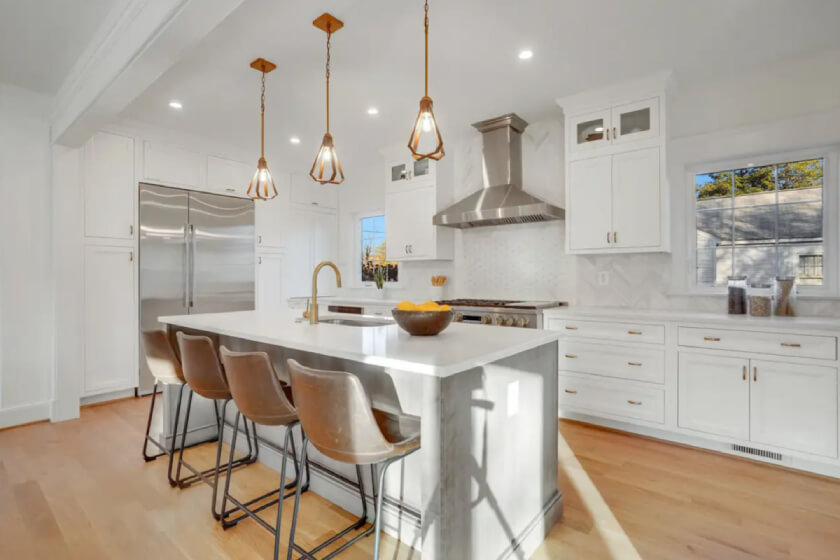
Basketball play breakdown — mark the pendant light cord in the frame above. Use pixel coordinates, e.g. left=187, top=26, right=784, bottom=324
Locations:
left=424, top=0, right=429, bottom=97
left=326, top=26, right=332, bottom=133
left=260, top=71, right=266, bottom=157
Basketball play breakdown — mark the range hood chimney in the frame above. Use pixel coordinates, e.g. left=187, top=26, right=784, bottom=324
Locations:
left=433, top=113, right=565, bottom=228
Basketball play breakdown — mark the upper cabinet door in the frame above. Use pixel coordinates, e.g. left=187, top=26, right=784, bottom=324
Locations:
left=206, top=155, right=252, bottom=196
left=142, top=141, right=202, bottom=189
left=568, top=155, right=612, bottom=251
left=678, top=352, right=750, bottom=440
left=290, top=174, right=338, bottom=209
left=255, top=173, right=291, bottom=249
left=749, top=360, right=838, bottom=458
left=256, top=252, right=286, bottom=310
left=568, top=109, right=611, bottom=153
left=611, top=98, right=659, bottom=145
left=85, top=132, right=135, bottom=240
left=385, top=186, right=435, bottom=259
left=611, top=147, right=660, bottom=249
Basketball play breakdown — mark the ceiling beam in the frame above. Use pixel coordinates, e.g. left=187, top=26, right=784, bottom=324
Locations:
left=51, top=0, right=245, bottom=146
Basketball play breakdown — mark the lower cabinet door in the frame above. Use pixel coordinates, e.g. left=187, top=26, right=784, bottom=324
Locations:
left=256, top=252, right=286, bottom=310
left=678, top=352, right=750, bottom=439
left=749, top=360, right=838, bottom=457
left=84, top=245, right=136, bottom=394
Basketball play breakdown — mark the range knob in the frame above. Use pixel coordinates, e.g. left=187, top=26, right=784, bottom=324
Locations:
left=503, top=317, right=515, bottom=327
left=480, top=315, right=492, bottom=325
left=516, top=317, right=529, bottom=328
left=494, top=316, right=505, bottom=326
left=454, top=313, right=464, bottom=322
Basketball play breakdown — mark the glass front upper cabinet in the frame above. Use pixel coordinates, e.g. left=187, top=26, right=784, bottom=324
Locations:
left=612, top=98, right=659, bottom=144
left=570, top=109, right=611, bottom=151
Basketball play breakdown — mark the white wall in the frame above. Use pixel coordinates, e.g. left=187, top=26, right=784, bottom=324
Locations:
left=0, top=85, right=55, bottom=427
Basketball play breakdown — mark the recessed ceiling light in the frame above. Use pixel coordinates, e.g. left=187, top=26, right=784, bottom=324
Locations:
left=518, top=49, right=533, bottom=60
left=168, top=100, right=183, bottom=109
left=289, top=137, right=301, bottom=144
left=367, top=107, right=379, bottom=115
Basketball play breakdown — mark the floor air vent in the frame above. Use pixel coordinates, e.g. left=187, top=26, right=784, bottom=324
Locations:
left=731, top=444, right=783, bottom=461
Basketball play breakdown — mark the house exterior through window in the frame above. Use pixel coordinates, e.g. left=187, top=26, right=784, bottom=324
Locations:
left=694, top=157, right=824, bottom=288
left=360, top=215, right=398, bottom=284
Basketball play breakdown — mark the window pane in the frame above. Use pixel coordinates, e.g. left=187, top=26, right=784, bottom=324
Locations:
left=696, top=247, right=730, bottom=286
left=733, top=165, right=774, bottom=200
left=696, top=208, right=732, bottom=285
left=360, top=215, right=398, bottom=283
left=696, top=171, right=732, bottom=201
left=576, top=118, right=605, bottom=144
left=733, top=246, right=776, bottom=285
left=619, top=108, right=651, bottom=136
left=776, top=159, right=823, bottom=191
left=733, top=205, right=776, bottom=243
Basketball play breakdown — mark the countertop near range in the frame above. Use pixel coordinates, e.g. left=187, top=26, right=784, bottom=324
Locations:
left=160, top=309, right=560, bottom=377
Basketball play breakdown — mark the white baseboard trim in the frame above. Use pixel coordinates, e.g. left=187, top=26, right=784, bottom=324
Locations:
left=0, top=401, right=52, bottom=430
left=562, top=411, right=840, bottom=479
left=221, top=424, right=423, bottom=551
left=80, top=388, right=136, bottom=406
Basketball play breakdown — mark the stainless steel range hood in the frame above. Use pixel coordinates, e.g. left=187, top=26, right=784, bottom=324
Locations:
left=433, top=113, right=565, bottom=228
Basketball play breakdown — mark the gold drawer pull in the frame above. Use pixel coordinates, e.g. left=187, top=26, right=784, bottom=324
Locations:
left=781, top=342, right=801, bottom=348
left=564, top=354, right=578, bottom=359
left=564, top=389, right=578, bottom=394
left=627, top=330, right=643, bottom=335
left=627, top=400, right=642, bottom=405
left=627, top=361, right=642, bottom=367
left=704, top=336, right=721, bottom=342
left=565, top=326, right=578, bottom=331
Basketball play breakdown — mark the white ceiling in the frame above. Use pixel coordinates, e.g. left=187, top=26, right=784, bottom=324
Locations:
left=119, top=0, right=840, bottom=172
left=0, top=0, right=122, bottom=94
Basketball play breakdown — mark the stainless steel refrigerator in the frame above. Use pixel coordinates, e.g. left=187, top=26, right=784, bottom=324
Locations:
left=138, top=183, right=255, bottom=393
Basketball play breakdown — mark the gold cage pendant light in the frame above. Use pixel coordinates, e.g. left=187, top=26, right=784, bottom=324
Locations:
left=407, top=0, right=444, bottom=161
left=310, top=13, right=345, bottom=185
left=247, top=58, right=278, bottom=200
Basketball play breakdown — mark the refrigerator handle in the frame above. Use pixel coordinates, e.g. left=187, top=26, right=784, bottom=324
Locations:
left=182, top=225, right=190, bottom=308
left=189, top=224, right=196, bottom=308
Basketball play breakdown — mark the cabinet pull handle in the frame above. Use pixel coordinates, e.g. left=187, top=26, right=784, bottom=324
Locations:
left=704, top=336, right=721, bottom=342
left=564, top=389, right=578, bottom=394
left=129, top=251, right=134, bottom=262
left=605, top=128, right=609, bottom=141
left=564, top=326, right=578, bottom=331
left=753, top=366, right=757, bottom=382
left=258, top=235, right=262, bottom=244
left=627, top=330, right=642, bottom=335
left=742, top=365, right=747, bottom=381
left=607, top=231, right=611, bottom=243
left=781, top=342, right=801, bottom=348
left=627, top=361, right=642, bottom=367
left=613, top=127, right=617, bottom=139
left=129, top=224, right=134, bottom=236
left=564, top=354, right=578, bottom=359
left=258, top=256, right=262, bottom=265
left=613, top=232, right=617, bottom=243
left=627, top=400, right=642, bottom=405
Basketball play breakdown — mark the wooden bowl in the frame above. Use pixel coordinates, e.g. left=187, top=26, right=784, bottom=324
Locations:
left=391, top=309, right=454, bottom=336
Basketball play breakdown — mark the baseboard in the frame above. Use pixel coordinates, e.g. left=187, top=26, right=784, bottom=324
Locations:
left=0, top=401, right=52, bottom=430
left=80, top=388, right=136, bottom=407
left=221, top=423, right=423, bottom=551
left=561, top=412, right=840, bottom=479
left=500, top=491, right=564, bottom=560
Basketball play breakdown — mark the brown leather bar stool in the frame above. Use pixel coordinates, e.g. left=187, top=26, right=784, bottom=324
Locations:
left=219, top=347, right=309, bottom=559
left=286, top=359, right=421, bottom=560
left=175, top=332, right=258, bottom=519
left=140, top=330, right=191, bottom=486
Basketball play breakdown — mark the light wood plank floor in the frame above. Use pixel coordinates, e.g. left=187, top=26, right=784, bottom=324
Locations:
left=1, top=397, right=839, bottom=559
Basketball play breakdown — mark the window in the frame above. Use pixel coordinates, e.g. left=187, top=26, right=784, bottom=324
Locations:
left=694, top=157, right=824, bottom=288
left=360, top=215, right=398, bottom=284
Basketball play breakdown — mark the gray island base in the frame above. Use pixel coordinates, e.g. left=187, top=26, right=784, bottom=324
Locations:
left=160, top=311, right=562, bottom=560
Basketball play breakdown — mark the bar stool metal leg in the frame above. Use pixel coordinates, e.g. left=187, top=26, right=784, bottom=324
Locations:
left=167, top=382, right=188, bottom=487
left=142, top=381, right=164, bottom=461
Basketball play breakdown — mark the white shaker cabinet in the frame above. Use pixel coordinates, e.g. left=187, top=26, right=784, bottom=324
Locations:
left=611, top=147, right=661, bottom=248
left=386, top=185, right=453, bottom=261
left=255, top=173, right=291, bottom=249
left=84, top=132, right=135, bottom=240
left=283, top=205, right=339, bottom=300
left=206, top=155, right=253, bottom=196
left=678, top=353, right=750, bottom=440
left=142, top=140, right=203, bottom=189
left=750, top=360, right=837, bottom=457
left=84, top=245, right=136, bottom=395
left=256, top=252, right=286, bottom=310
left=568, top=156, right=612, bottom=250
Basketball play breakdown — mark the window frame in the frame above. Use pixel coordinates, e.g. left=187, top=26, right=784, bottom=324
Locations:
left=685, top=147, right=838, bottom=298
left=354, top=210, right=401, bottom=289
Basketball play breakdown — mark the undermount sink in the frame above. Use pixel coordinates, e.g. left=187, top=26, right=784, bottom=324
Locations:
left=319, top=317, right=394, bottom=327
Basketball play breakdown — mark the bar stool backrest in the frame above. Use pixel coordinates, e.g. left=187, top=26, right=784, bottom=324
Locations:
left=287, top=359, right=394, bottom=465
left=219, top=347, right=298, bottom=426
left=141, top=330, right=185, bottom=385
left=176, top=332, right=231, bottom=400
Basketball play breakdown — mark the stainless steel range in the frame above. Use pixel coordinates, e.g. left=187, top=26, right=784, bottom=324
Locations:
left=437, top=299, right=566, bottom=329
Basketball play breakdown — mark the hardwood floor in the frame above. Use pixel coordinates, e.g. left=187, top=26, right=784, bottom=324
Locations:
left=1, top=398, right=839, bottom=559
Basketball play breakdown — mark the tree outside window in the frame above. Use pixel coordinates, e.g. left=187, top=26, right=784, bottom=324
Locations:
left=360, top=215, right=398, bottom=283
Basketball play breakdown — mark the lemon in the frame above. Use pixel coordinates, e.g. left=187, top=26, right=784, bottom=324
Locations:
left=396, top=301, right=417, bottom=311
left=439, top=304, right=451, bottom=311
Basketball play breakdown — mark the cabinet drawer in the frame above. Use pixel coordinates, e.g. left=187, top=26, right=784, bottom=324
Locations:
left=678, top=327, right=837, bottom=360
left=559, top=373, right=665, bottom=424
left=559, top=341, right=665, bottom=383
left=547, top=318, right=665, bottom=344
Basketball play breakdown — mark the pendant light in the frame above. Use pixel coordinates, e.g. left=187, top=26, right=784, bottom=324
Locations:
left=247, top=58, right=278, bottom=200
left=310, top=13, right=345, bottom=185
left=407, top=0, right=444, bottom=161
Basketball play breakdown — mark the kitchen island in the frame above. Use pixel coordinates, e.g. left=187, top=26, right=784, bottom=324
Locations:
left=159, top=309, right=562, bottom=560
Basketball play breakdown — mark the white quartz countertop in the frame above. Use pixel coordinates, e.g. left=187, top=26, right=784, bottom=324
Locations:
left=543, top=306, right=840, bottom=332
left=159, top=310, right=560, bottom=377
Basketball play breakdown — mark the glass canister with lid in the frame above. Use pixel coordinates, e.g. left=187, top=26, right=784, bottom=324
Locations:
left=727, top=275, right=748, bottom=315
left=748, top=283, right=773, bottom=317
